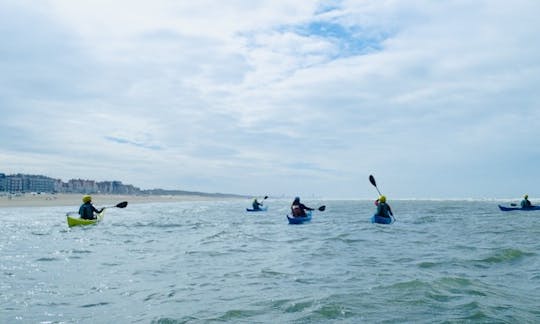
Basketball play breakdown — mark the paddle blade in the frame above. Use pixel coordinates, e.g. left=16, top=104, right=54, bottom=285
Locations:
left=115, top=201, right=128, bottom=208
left=263, top=196, right=268, bottom=200
left=318, top=205, right=326, bottom=211
left=369, top=175, right=377, bottom=187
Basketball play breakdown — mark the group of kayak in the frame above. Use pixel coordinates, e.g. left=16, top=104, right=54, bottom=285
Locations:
left=247, top=196, right=328, bottom=224
left=67, top=181, right=537, bottom=228
left=246, top=175, right=397, bottom=225
left=247, top=194, right=394, bottom=225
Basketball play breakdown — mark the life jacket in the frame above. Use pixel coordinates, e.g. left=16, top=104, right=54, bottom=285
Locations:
left=376, top=203, right=391, bottom=218
left=291, top=204, right=305, bottom=217
left=79, top=203, right=95, bottom=220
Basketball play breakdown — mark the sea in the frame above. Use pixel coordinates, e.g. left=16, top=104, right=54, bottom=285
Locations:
left=1, top=199, right=539, bottom=323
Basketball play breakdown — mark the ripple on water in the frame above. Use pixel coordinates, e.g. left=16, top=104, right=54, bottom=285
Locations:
left=35, top=257, right=60, bottom=262
left=473, top=248, right=535, bottom=267
left=2, top=200, right=540, bottom=323
left=80, top=302, right=110, bottom=308
left=150, top=316, right=197, bottom=324
left=214, top=308, right=264, bottom=321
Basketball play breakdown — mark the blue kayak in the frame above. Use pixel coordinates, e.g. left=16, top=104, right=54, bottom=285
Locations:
left=287, top=211, right=312, bottom=224
left=371, top=214, right=393, bottom=224
left=246, top=206, right=268, bottom=212
left=498, top=205, right=540, bottom=211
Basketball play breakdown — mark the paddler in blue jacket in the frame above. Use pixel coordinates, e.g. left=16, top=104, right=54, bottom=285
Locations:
left=291, top=197, right=314, bottom=217
left=79, top=195, right=104, bottom=220
left=521, top=194, right=533, bottom=208
left=375, top=195, right=393, bottom=219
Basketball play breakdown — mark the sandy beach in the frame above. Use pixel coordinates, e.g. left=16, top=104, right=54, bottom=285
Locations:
left=0, top=193, right=242, bottom=208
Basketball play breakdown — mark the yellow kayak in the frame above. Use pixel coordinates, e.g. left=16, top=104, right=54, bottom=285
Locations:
left=66, top=210, right=105, bottom=227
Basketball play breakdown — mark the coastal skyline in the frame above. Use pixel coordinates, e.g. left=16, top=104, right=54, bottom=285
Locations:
left=0, top=172, right=245, bottom=198
left=1, top=1, right=539, bottom=199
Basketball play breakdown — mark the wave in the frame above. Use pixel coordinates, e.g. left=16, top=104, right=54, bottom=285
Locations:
left=474, top=248, right=535, bottom=266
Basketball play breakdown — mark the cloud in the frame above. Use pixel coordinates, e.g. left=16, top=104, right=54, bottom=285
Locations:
left=1, top=1, right=540, bottom=198
left=104, top=136, right=162, bottom=151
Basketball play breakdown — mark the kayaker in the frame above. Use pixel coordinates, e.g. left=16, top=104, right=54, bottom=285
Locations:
left=375, top=195, right=393, bottom=219
left=291, top=197, right=314, bottom=217
left=252, top=198, right=264, bottom=211
left=79, top=195, right=104, bottom=220
left=521, top=194, right=533, bottom=208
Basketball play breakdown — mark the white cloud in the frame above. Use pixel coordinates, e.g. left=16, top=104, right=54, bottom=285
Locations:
left=1, top=1, right=539, bottom=198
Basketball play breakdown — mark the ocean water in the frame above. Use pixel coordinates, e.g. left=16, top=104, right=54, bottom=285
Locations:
left=1, top=199, right=539, bottom=323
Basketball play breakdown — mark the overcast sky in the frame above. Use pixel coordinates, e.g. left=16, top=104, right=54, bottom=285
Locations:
left=1, top=1, right=539, bottom=199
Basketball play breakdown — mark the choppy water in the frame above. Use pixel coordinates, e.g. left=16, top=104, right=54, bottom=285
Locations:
left=1, top=200, right=540, bottom=323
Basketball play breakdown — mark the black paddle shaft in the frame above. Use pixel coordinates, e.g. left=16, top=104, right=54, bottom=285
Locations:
left=369, top=175, right=382, bottom=196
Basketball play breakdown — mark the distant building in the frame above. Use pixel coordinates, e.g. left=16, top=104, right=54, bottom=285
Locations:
left=6, top=175, right=23, bottom=192
left=0, top=172, right=141, bottom=194
left=0, top=173, right=5, bottom=192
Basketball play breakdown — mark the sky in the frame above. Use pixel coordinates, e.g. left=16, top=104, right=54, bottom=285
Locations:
left=1, top=0, right=539, bottom=199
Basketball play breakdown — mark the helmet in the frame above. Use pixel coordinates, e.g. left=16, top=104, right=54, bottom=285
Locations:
left=378, top=195, right=386, bottom=203
left=524, top=194, right=529, bottom=199
left=293, top=196, right=300, bottom=203
left=82, top=195, right=92, bottom=203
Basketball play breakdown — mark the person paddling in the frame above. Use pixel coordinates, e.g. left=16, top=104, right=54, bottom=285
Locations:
left=374, top=195, right=393, bottom=219
left=79, top=195, right=104, bottom=220
left=521, top=194, right=533, bottom=208
left=291, top=197, right=314, bottom=217
left=252, top=198, right=264, bottom=211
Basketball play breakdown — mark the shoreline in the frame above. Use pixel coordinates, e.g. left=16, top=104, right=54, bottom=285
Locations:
left=0, top=193, right=244, bottom=208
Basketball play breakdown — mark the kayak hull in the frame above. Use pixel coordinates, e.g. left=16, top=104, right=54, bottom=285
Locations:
left=246, top=206, right=268, bottom=212
left=67, top=211, right=105, bottom=227
left=498, top=205, right=540, bottom=211
left=371, top=214, right=393, bottom=224
left=287, top=211, right=312, bottom=224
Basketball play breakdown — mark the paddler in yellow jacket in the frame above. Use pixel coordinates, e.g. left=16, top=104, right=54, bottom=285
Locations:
left=374, top=195, right=393, bottom=219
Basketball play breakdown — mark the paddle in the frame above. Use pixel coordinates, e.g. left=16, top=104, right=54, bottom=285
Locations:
left=104, top=201, right=128, bottom=209
left=369, top=175, right=382, bottom=196
left=369, top=175, right=395, bottom=221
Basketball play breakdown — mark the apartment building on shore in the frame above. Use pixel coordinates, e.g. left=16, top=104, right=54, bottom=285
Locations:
left=0, top=173, right=141, bottom=194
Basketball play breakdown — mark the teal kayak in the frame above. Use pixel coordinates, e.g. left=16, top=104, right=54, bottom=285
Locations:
left=246, top=206, right=268, bottom=212
left=498, top=204, right=540, bottom=211
left=371, top=214, right=393, bottom=224
left=287, top=211, right=312, bottom=224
